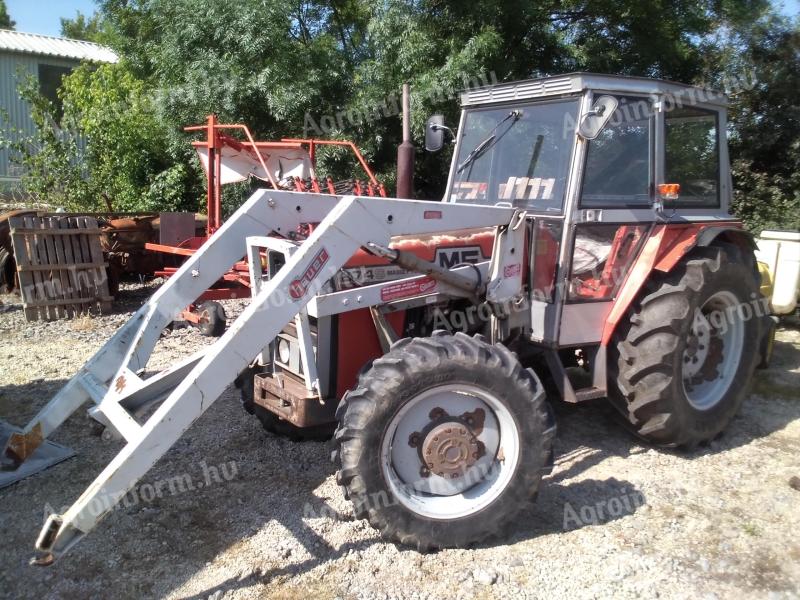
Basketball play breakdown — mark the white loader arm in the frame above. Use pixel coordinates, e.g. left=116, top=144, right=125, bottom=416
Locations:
left=17, top=189, right=516, bottom=564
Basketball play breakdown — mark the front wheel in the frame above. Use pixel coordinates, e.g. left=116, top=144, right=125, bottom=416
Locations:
left=334, top=332, right=555, bottom=551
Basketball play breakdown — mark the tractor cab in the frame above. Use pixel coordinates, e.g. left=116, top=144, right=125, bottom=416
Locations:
left=428, top=73, right=733, bottom=352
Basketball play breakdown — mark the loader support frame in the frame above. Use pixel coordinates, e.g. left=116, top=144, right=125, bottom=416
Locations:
left=8, top=190, right=517, bottom=563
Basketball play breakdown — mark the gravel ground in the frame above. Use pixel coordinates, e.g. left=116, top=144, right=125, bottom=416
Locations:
left=0, top=282, right=798, bottom=600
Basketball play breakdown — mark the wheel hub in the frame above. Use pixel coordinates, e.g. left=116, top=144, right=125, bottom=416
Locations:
left=420, top=421, right=480, bottom=479
left=682, top=312, right=711, bottom=378
left=408, top=407, right=487, bottom=481
left=681, top=291, right=746, bottom=411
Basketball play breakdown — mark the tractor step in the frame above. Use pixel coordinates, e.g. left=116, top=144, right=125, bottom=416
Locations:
left=574, top=387, right=607, bottom=402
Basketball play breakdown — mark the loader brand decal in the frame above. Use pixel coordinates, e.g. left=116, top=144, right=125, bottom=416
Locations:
left=504, top=263, right=522, bottom=278
left=424, top=210, right=443, bottom=220
left=380, top=277, right=438, bottom=302
left=289, top=247, right=330, bottom=300
left=434, top=245, right=484, bottom=269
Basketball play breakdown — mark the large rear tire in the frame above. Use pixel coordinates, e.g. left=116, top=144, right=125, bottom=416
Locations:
left=609, top=243, right=764, bottom=448
left=334, top=332, right=555, bottom=551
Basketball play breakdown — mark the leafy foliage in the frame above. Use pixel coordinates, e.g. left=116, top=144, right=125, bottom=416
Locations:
left=0, top=0, right=14, bottom=30
left=7, top=0, right=798, bottom=231
left=722, top=14, right=800, bottom=233
left=1, top=63, right=197, bottom=211
left=60, top=11, right=107, bottom=42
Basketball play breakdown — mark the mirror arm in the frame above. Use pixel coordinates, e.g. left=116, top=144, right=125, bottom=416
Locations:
left=431, top=124, right=455, bottom=139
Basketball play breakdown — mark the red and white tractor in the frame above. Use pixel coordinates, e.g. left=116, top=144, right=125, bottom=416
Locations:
left=3, top=73, right=771, bottom=563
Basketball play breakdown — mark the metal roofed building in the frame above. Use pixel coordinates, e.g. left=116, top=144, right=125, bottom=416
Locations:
left=0, top=29, right=118, bottom=194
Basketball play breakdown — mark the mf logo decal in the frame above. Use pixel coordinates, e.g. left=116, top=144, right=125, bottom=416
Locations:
left=503, top=263, right=521, bottom=278
left=434, top=245, right=484, bottom=269
left=289, top=247, right=330, bottom=300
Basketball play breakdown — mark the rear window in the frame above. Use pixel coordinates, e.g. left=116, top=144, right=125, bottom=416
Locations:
left=664, top=107, right=720, bottom=207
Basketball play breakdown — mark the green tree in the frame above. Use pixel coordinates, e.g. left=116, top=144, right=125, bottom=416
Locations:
left=722, top=15, right=800, bottom=234
left=11, top=0, right=794, bottom=222
left=60, top=11, right=106, bottom=42
left=2, top=62, right=197, bottom=212
left=0, top=0, right=15, bottom=30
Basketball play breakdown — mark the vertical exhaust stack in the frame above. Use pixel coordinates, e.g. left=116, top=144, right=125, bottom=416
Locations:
left=396, top=83, right=415, bottom=199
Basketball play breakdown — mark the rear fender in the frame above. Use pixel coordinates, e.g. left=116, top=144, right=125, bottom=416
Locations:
left=601, top=222, right=749, bottom=346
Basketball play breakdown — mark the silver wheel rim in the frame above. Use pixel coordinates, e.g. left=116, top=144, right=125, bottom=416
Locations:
left=682, top=290, right=745, bottom=411
left=380, top=383, right=520, bottom=520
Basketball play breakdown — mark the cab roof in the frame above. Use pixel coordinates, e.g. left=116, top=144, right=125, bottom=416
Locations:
left=459, top=72, right=727, bottom=109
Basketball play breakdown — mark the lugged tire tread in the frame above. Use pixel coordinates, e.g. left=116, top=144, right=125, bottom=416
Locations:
left=608, top=242, right=763, bottom=448
left=334, top=332, right=554, bottom=550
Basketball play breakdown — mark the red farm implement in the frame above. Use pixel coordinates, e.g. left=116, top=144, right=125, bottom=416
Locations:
left=145, top=115, right=387, bottom=334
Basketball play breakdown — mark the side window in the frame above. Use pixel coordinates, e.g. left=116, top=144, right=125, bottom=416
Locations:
left=580, top=96, right=653, bottom=208
left=664, top=107, right=719, bottom=207
left=568, top=223, right=648, bottom=302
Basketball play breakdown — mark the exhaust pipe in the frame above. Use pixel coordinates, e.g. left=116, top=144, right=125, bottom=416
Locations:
left=396, top=83, right=415, bottom=199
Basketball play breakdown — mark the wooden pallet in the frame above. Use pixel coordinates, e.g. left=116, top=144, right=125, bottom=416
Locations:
left=9, top=215, right=113, bottom=321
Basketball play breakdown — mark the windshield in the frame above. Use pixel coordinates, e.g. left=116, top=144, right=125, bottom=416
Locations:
left=448, top=98, right=580, bottom=212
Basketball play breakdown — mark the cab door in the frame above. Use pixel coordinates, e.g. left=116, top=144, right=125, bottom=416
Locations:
left=558, top=94, right=655, bottom=346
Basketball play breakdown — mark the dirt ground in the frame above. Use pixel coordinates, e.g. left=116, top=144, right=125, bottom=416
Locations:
left=0, top=285, right=798, bottom=600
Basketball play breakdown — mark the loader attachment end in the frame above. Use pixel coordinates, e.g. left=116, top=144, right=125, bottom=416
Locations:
left=30, top=513, right=86, bottom=566
left=1, top=422, right=44, bottom=470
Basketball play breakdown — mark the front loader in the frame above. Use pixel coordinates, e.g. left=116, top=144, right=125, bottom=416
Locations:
left=3, top=73, right=771, bottom=563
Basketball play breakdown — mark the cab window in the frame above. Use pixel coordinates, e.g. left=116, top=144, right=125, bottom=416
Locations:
left=580, top=96, right=653, bottom=208
left=449, top=98, right=580, bottom=212
left=664, top=107, right=720, bottom=207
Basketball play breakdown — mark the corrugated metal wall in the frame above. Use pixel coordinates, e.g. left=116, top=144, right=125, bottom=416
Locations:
left=0, top=51, right=79, bottom=187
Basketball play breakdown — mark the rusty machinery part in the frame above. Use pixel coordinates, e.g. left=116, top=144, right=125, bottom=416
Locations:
left=98, top=217, right=155, bottom=253
left=408, top=407, right=487, bottom=479
left=1, top=422, right=44, bottom=470
left=196, top=301, right=227, bottom=337
left=234, top=365, right=335, bottom=441
left=334, top=332, right=556, bottom=551
left=608, top=242, right=764, bottom=448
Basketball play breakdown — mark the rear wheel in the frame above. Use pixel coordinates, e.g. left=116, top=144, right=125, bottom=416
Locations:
left=609, top=243, right=763, bottom=447
left=334, top=332, right=555, bottom=550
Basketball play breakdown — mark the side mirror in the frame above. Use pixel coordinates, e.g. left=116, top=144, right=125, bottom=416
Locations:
left=578, top=95, right=619, bottom=140
left=425, top=115, right=445, bottom=152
